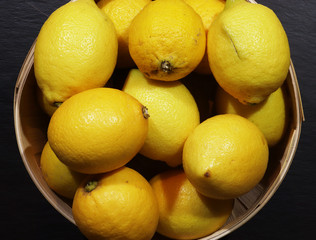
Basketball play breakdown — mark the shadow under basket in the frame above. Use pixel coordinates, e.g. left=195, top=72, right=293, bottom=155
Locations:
left=14, top=36, right=304, bottom=240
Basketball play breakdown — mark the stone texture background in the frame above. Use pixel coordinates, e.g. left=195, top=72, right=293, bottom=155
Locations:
left=1, top=0, right=315, bottom=239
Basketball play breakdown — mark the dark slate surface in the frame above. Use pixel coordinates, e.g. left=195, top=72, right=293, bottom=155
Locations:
left=1, top=0, right=315, bottom=239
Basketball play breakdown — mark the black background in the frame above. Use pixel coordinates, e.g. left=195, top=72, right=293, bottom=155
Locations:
left=1, top=0, right=315, bottom=239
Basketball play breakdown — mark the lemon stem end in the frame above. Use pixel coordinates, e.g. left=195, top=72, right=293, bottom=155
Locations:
left=160, top=61, right=173, bottom=73
left=142, top=106, right=150, bottom=119
left=54, top=102, right=63, bottom=107
left=84, top=180, right=98, bottom=192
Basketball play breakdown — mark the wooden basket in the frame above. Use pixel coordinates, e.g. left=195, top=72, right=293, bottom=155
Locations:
left=14, top=3, right=304, bottom=238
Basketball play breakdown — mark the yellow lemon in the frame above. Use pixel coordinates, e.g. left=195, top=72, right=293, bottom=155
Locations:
left=123, top=69, right=200, bottom=167
left=183, top=0, right=225, bottom=74
left=215, top=86, right=289, bottom=147
left=183, top=114, right=269, bottom=199
left=72, top=166, right=159, bottom=240
left=207, top=0, right=290, bottom=104
left=40, top=142, right=85, bottom=199
left=128, top=0, right=206, bottom=81
left=150, top=169, right=233, bottom=239
left=97, top=0, right=150, bottom=68
left=34, top=0, right=118, bottom=105
left=36, top=87, right=58, bottom=117
left=76, top=0, right=96, bottom=5
left=47, top=88, right=148, bottom=174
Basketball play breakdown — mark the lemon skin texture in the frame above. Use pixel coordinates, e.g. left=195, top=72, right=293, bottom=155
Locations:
left=215, top=86, right=289, bottom=147
left=150, top=169, right=233, bottom=240
left=40, top=142, right=85, bottom=199
left=207, top=0, right=290, bottom=104
left=128, top=0, right=206, bottom=81
left=183, top=0, right=225, bottom=75
left=36, top=87, right=58, bottom=117
left=72, top=167, right=159, bottom=240
left=34, top=0, right=118, bottom=105
left=47, top=88, right=148, bottom=174
left=123, top=69, right=200, bottom=167
left=97, top=0, right=150, bottom=68
left=183, top=114, right=269, bottom=200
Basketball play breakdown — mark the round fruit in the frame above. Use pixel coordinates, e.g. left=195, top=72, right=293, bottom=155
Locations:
left=183, top=0, right=225, bottom=74
left=150, top=169, right=233, bottom=239
left=128, top=0, right=206, bottom=81
left=123, top=69, right=200, bottom=167
left=72, top=167, right=159, bottom=240
left=34, top=0, right=118, bottom=105
left=97, top=0, right=150, bottom=68
left=183, top=114, right=269, bottom=199
left=40, top=142, right=85, bottom=199
left=215, top=86, right=289, bottom=147
left=207, top=0, right=290, bottom=104
left=47, top=88, right=148, bottom=174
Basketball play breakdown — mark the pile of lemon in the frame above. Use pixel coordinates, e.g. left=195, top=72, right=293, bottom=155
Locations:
left=35, top=0, right=291, bottom=239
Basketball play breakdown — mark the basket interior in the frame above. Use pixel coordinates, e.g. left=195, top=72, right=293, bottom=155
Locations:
left=14, top=42, right=303, bottom=240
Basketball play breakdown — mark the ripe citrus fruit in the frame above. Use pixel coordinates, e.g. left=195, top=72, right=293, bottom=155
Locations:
left=123, top=69, right=200, bottom=167
left=183, top=114, right=269, bottom=199
left=150, top=169, right=233, bottom=239
left=97, top=0, right=150, bottom=68
left=40, top=142, right=85, bottom=199
left=34, top=0, right=118, bottom=105
left=215, top=86, right=289, bottom=147
left=183, top=0, right=225, bottom=74
left=72, top=167, right=159, bottom=240
left=36, top=87, right=58, bottom=117
left=128, top=0, right=206, bottom=81
left=47, top=88, right=148, bottom=174
left=207, top=0, right=290, bottom=104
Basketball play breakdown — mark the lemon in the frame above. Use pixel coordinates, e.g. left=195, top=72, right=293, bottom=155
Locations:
left=47, top=88, right=148, bottom=174
left=97, top=0, right=150, bottom=68
left=36, top=87, right=58, bottom=117
left=123, top=69, right=200, bottom=167
left=34, top=0, right=118, bottom=105
left=76, top=0, right=96, bottom=5
left=40, top=142, right=85, bottom=199
left=150, top=169, right=233, bottom=239
left=183, top=0, right=225, bottom=74
left=183, top=114, right=269, bottom=199
left=128, top=0, right=206, bottom=81
left=215, top=86, right=289, bottom=147
left=72, top=167, right=159, bottom=240
left=207, top=0, right=290, bottom=104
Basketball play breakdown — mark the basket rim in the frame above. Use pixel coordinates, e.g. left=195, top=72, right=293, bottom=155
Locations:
left=13, top=40, right=75, bottom=224
left=13, top=30, right=305, bottom=240
left=200, top=62, right=304, bottom=240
